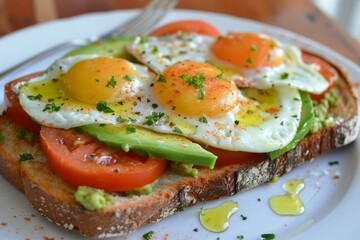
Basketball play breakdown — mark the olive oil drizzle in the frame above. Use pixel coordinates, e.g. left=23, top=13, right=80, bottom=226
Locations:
left=199, top=200, right=238, bottom=232
left=269, top=179, right=305, bottom=215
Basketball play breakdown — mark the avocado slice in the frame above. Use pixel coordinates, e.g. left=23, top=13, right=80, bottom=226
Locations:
left=268, top=91, right=314, bottom=160
left=80, top=124, right=217, bottom=169
left=63, top=36, right=137, bottom=61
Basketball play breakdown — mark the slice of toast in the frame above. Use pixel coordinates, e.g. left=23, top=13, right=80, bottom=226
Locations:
left=0, top=56, right=358, bottom=237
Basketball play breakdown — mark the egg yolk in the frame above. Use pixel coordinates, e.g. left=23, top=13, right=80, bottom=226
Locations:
left=63, top=57, right=140, bottom=104
left=211, top=33, right=284, bottom=69
left=154, top=61, right=239, bottom=117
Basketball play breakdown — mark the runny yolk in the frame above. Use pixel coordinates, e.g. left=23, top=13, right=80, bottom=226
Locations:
left=211, top=33, right=284, bottom=69
left=63, top=57, right=140, bottom=104
left=154, top=61, right=239, bottom=117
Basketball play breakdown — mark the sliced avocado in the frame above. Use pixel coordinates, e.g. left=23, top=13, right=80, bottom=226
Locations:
left=79, top=124, right=217, bottom=169
left=268, top=91, right=314, bottom=160
left=63, top=36, right=137, bottom=61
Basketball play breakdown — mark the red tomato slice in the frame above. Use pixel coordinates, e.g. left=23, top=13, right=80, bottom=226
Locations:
left=40, top=126, right=167, bottom=191
left=149, top=20, right=220, bottom=37
left=4, top=73, right=41, bottom=133
left=302, top=53, right=338, bottom=101
left=203, top=145, right=267, bottom=167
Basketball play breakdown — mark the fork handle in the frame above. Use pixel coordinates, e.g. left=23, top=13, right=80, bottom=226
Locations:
left=0, top=39, right=89, bottom=81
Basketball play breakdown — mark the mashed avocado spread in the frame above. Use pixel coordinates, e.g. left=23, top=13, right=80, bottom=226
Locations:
left=75, top=186, right=114, bottom=210
left=310, top=90, right=338, bottom=133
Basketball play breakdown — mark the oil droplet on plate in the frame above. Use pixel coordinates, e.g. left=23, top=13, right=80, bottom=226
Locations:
left=269, top=179, right=305, bottom=215
left=199, top=200, right=238, bottom=232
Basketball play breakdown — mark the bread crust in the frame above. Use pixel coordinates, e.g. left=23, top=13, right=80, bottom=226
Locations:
left=0, top=58, right=358, bottom=237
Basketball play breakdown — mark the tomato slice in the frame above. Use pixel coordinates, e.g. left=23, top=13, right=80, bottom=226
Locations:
left=149, top=20, right=220, bottom=37
left=203, top=145, right=267, bottom=167
left=4, top=73, right=41, bottom=133
left=40, top=126, right=167, bottom=191
left=302, top=53, right=338, bottom=101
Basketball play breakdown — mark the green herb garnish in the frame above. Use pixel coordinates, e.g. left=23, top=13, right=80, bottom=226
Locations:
left=157, top=74, right=167, bottom=83
left=215, top=65, right=225, bottom=79
left=240, top=214, right=247, bottom=221
left=116, top=116, right=136, bottom=123
left=27, top=94, right=42, bottom=100
left=198, top=116, right=208, bottom=123
left=250, top=44, right=257, bottom=51
left=96, top=101, right=114, bottom=113
left=16, top=129, right=27, bottom=139
left=0, top=132, right=4, bottom=142
left=261, top=233, right=276, bottom=240
left=329, top=161, right=339, bottom=166
left=126, top=127, right=136, bottom=134
left=106, top=76, right=117, bottom=88
left=123, top=75, right=133, bottom=81
left=19, top=153, right=34, bottom=163
left=43, top=103, right=60, bottom=112
left=142, top=230, right=154, bottom=240
left=173, top=126, right=183, bottom=134
left=246, top=57, right=253, bottom=65
left=143, top=112, right=165, bottom=126
left=280, top=72, right=289, bottom=80
left=180, top=73, right=205, bottom=100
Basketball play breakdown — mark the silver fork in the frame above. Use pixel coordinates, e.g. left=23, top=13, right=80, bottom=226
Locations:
left=0, top=0, right=177, bottom=80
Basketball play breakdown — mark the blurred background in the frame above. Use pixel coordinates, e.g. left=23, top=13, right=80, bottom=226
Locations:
left=313, top=0, right=360, bottom=41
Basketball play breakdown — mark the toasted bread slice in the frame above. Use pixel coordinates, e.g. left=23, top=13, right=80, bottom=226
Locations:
left=0, top=57, right=358, bottom=237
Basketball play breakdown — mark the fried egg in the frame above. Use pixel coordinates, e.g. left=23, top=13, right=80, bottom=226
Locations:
left=127, top=32, right=329, bottom=94
left=16, top=55, right=301, bottom=152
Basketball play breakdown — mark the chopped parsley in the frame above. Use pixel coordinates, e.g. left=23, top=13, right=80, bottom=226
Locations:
left=179, top=206, right=186, bottom=212
left=27, top=94, right=42, bottom=100
left=126, top=127, right=136, bottom=134
left=246, top=57, right=253, bottom=65
left=329, top=161, right=339, bottom=166
left=261, top=233, right=276, bottom=239
left=19, top=153, right=34, bottom=163
left=293, top=97, right=301, bottom=101
left=16, top=129, right=27, bottom=139
left=291, top=115, right=298, bottom=118
left=96, top=101, right=114, bottom=113
left=151, top=45, right=158, bottom=54
left=198, top=116, right=208, bottom=123
left=143, top=112, right=165, bottom=126
left=237, top=236, right=244, bottom=240
left=173, top=126, right=183, bottom=134
left=123, top=75, right=133, bottom=81
left=250, top=44, right=258, bottom=51
left=157, top=74, right=167, bottom=83
left=43, top=103, right=60, bottom=112
left=180, top=73, right=205, bottom=100
left=215, top=65, right=225, bottom=79
left=280, top=72, right=289, bottom=80
left=106, top=76, right=117, bottom=88
left=116, top=116, right=136, bottom=123
left=0, top=132, right=4, bottom=142
left=95, top=79, right=100, bottom=82
left=139, top=36, right=149, bottom=44
left=240, top=214, right=247, bottom=221
left=142, top=230, right=154, bottom=240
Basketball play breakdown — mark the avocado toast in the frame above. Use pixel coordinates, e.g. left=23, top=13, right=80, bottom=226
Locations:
left=0, top=20, right=359, bottom=238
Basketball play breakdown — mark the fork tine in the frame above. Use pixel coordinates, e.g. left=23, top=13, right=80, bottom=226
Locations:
left=98, top=0, right=164, bottom=39
left=110, top=0, right=164, bottom=36
left=124, top=0, right=178, bottom=36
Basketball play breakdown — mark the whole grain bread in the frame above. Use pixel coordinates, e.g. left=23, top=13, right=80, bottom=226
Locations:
left=0, top=58, right=358, bottom=237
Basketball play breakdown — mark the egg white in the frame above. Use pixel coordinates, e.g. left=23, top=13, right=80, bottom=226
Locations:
left=127, top=32, right=329, bottom=94
left=16, top=54, right=302, bottom=152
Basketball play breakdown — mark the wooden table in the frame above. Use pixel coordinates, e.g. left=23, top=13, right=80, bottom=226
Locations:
left=0, top=0, right=359, bottom=66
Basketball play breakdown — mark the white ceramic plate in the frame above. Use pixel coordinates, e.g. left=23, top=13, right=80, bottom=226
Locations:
left=0, top=9, right=360, bottom=240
